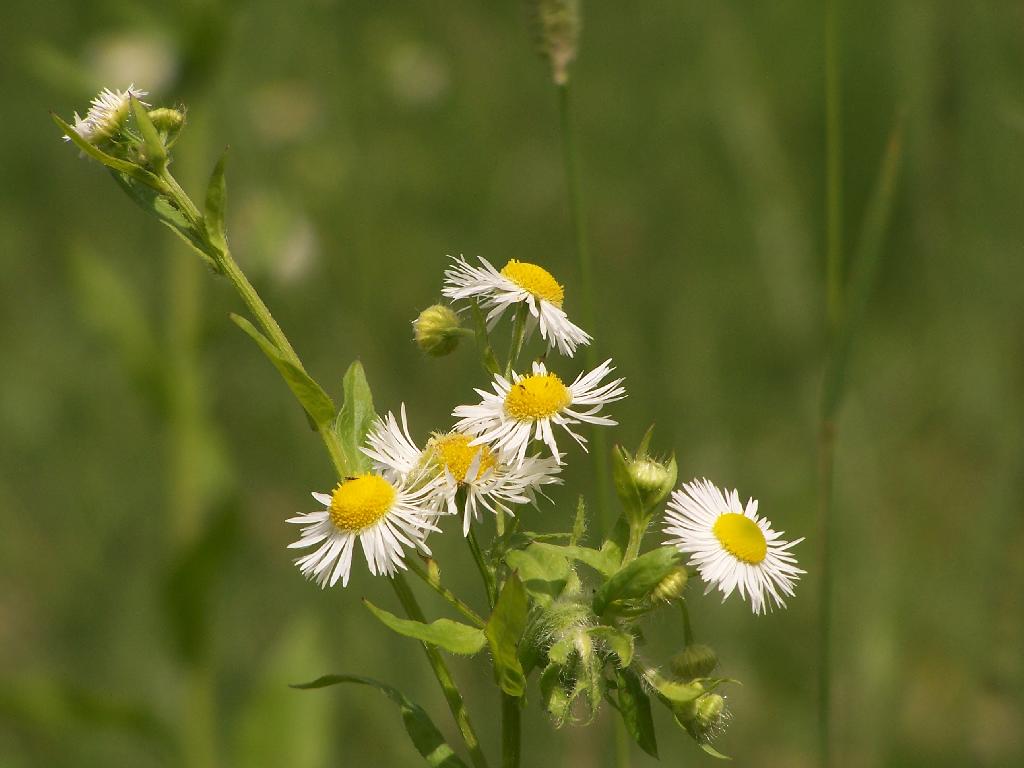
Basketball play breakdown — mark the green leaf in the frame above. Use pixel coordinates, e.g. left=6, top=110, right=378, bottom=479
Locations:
left=539, top=664, right=572, bottom=724
left=700, top=742, right=732, bottom=760
left=231, top=314, right=336, bottom=428
left=162, top=502, right=240, bottom=663
left=130, top=95, right=166, bottom=170
left=505, top=544, right=571, bottom=605
left=363, top=601, right=487, bottom=656
left=52, top=112, right=164, bottom=187
left=292, top=675, right=469, bottom=768
left=589, top=626, right=634, bottom=667
left=613, top=669, right=658, bottom=758
left=485, top=574, right=529, bottom=696
left=204, top=150, right=229, bottom=257
left=570, top=495, right=587, bottom=545
left=593, top=546, right=683, bottom=616
left=333, top=360, right=377, bottom=475
left=611, top=445, right=645, bottom=522
left=533, top=542, right=618, bottom=577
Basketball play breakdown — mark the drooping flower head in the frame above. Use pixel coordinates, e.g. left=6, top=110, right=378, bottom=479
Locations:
left=663, top=478, right=804, bottom=614
left=363, top=406, right=562, bottom=535
left=442, top=255, right=591, bottom=357
left=64, top=85, right=149, bottom=144
left=287, top=471, right=442, bottom=588
left=453, top=359, right=625, bottom=465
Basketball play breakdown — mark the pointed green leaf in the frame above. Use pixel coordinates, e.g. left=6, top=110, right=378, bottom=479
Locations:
left=363, top=601, right=486, bottom=656
left=700, top=742, right=732, bottom=760
left=505, top=544, right=571, bottom=605
left=593, top=546, right=683, bottom=616
left=53, top=112, right=164, bottom=186
left=204, top=151, right=229, bottom=256
left=613, top=669, right=658, bottom=758
left=533, top=542, right=618, bottom=577
left=539, top=664, right=572, bottom=724
left=570, top=495, right=587, bottom=545
left=231, top=314, right=336, bottom=427
left=589, top=626, right=634, bottom=667
left=291, top=675, right=469, bottom=768
left=131, top=95, right=166, bottom=170
left=333, top=360, right=377, bottom=474
left=485, top=574, right=528, bottom=696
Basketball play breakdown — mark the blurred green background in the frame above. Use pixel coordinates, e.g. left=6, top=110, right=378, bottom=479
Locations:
left=2, top=0, right=1022, bottom=766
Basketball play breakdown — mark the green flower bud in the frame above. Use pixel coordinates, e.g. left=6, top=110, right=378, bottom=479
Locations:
left=629, top=457, right=673, bottom=505
left=147, top=107, right=185, bottom=146
left=670, top=643, right=718, bottom=680
left=651, top=566, right=688, bottom=603
left=687, top=693, right=729, bottom=743
left=527, top=0, right=580, bottom=85
left=413, top=304, right=462, bottom=357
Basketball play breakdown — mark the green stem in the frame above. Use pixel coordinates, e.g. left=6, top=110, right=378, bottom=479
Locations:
left=501, top=692, right=521, bottom=768
left=821, top=2, right=842, bottom=765
left=406, top=558, right=486, bottom=628
left=390, top=575, right=491, bottom=768
left=467, top=529, right=497, bottom=608
left=557, top=83, right=611, bottom=536
left=470, top=299, right=502, bottom=377
left=623, top=522, right=645, bottom=564
left=680, top=599, right=695, bottom=646
left=505, top=303, right=529, bottom=377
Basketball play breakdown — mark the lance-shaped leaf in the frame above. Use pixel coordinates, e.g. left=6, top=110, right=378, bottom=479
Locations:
left=593, top=546, right=683, bottom=616
left=504, top=544, right=570, bottom=605
left=363, top=600, right=487, bottom=656
left=700, top=743, right=732, bottom=760
left=611, top=669, right=658, bottom=758
left=231, top=314, right=336, bottom=427
left=533, top=542, right=618, bottom=577
left=204, top=150, right=229, bottom=257
left=589, top=626, right=634, bottom=667
left=485, top=573, right=528, bottom=696
left=131, top=96, right=166, bottom=170
left=52, top=112, right=164, bottom=187
left=292, top=675, right=469, bottom=768
left=333, top=360, right=377, bottom=475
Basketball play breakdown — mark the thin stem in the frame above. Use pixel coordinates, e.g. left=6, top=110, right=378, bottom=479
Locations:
left=821, top=2, right=842, bottom=765
left=501, top=692, right=521, bottom=768
left=505, top=303, right=529, bottom=377
left=390, top=575, right=491, bottom=768
left=406, top=557, right=486, bottom=628
left=466, top=529, right=497, bottom=608
left=680, top=599, right=695, bottom=646
left=469, top=299, right=502, bottom=377
left=557, top=83, right=611, bottom=535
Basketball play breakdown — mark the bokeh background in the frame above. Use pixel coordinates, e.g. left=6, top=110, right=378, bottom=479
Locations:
left=2, top=1, right=1022, bottom=766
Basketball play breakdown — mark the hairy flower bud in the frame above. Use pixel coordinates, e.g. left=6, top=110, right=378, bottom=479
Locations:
left=413, top=304, right=462, bottom=357
left=651, top=567, right=688, bottom=603
left=688, top=692, right=729, bottom=743
left=147, top=107, right=185, bottom=147
left=670, top=643, right=718, bottom=680
left=527, top=0, right=580, bottom=85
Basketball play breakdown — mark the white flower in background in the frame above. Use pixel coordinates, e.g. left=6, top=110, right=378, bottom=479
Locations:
left=442, top=255, right=591, bottom=357
left=364, top=406, right=563, bottom=535
left=64, top=84, right=149, bottom=144
left=453, top=359, right=625, bottom=465
left=287, top=472, right=442, bottom=588
left=663, top=478, right=804, bottom=615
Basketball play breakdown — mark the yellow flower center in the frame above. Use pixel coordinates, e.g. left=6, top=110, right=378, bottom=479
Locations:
left=500, top=260, right=565, bottom=307
left=430, top=433, right=498, bottom=483
left=504, top=372, right=572, bottom=421
left=329, top=474, right=396, bottom=532
left=712, top=513, right=767, bottom=564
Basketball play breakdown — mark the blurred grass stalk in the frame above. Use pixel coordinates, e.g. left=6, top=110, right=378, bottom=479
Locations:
left=820, top=1, right=904, bottom=761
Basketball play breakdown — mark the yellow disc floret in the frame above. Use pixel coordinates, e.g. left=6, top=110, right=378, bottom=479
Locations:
left=329, top=474, right=396, bottom=532
left=430, top=433, right=498, bottom=483
left=712, top=513, right=767, bottom=564
left=500, top=260, right=565, bottom=307
left=504, top=372, right=572, bottom=421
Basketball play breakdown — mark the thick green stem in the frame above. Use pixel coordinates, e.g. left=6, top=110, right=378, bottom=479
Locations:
left=557, top=83, right=611, bottom=537
left=623, top=522, right=645, bottom=564
left=501, top=692, right=521, bottom=768
left=391, top=575, right=490, bottom=768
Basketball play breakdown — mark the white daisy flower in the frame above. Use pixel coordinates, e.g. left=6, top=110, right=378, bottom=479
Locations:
left=363, top=405, right=563, bottom=535
left=662, top=478, right=805, bottom=615
left=442, top=255, right=591, bottom=357
left=453, top=359, right=625, bottom=465
left=64, top=84, right=150, bottom=144
left=286, top=472, right=442, bottom=588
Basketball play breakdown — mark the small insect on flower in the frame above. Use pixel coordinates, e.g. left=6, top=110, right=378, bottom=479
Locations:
left=63, top=84, right=149, bottom=145
left=442, top=255, right=591, bottom=357
left=663, top=478, right=804, bottom=615
left=363, top=405, right=562, bottom=535
left=453, top=359, right=625, bottom=465
left=287, top=471, right=443, bottom=588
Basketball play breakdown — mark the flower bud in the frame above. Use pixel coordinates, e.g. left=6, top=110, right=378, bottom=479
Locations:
left=147, top=107, right=185, bottom=146
left=651, top=567, right=688, bottom=603
left=670, top=643, right=718, bottom=680
left=413, top=304, right=462, bottom=357
left=631, top=456, right=674, bottom=508
left=687, top=693, right=729, bottom=743
left=527, top=0, right=580, bottom=85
